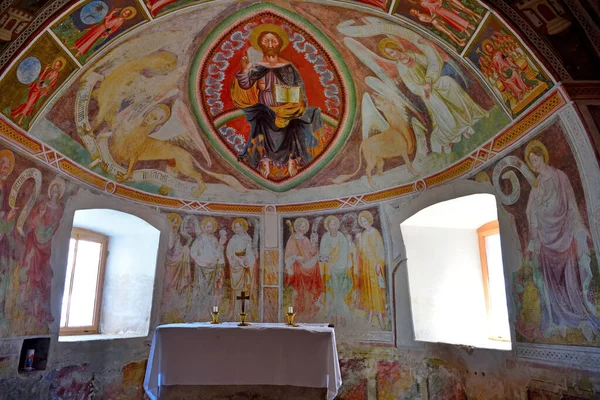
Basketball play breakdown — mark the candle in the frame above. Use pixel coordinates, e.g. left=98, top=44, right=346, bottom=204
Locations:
left=213, top=306, right=219, bottom=313
left=288, top=306, right=294, bottom=314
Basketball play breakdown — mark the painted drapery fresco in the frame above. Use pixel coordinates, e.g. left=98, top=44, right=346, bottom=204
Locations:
left=476, top=121, right=600, bottom=346
left=282, top=207, right=393, bottom=337
left=0, top=33, right=76, bottom=130
left=0, top=147, right=72, bottom=337
left=160, top=213, right=261, bottom=323
left=51, top=0, right=147, bottom=64
left=465, top=16, right=552, bottom=117
left=191, top=4, right=354, bottom=192
left=393, top=0, right=486, bottom=51
left=334, top=15, right=508, bottom=186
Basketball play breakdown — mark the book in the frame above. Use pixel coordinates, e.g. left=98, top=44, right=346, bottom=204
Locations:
left=274, top=84, right=301, bottom=103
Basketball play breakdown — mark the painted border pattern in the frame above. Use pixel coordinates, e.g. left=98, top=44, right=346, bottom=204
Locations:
left=0, top=88, right=567, bottom=214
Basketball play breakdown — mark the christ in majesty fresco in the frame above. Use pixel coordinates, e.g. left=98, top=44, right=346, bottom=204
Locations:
left=232, top=24, right=324, bottom=179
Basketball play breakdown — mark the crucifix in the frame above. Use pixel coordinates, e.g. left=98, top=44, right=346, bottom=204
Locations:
left=236, top=291, right=251, bottom=326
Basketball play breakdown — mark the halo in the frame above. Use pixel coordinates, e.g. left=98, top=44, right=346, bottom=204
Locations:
left=293, top=217, right=309, bottom=232
left=121, top=6, right=137, bottom=19
left=482, top=39, right=495, bottom=55
left=168, top=213, right=182, bottom=227
left=0, top=149, right=15, bottom=176
left=378, top=38, right=403, bottom=60
left=53, top=56, right=67, bottom=71
left=358, top=210, right=374, bottom=225
left=324, top=215, right=339, bottom=231
left=148, top=104, right=171, bottom=121
left=48, top=177, right=66, bottom=199
left=200, top=216, right=218, bottom=230
left=249, top=24, right=289, bottom=52
left=232, top=217, right=249, bottom=232
left=525, top=140, right=549, bottom=171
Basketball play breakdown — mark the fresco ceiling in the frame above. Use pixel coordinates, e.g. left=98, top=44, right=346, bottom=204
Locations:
left=0, top=0, right=562, bottom=209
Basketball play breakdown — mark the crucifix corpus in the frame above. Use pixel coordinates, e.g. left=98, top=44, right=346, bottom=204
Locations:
left=236, top=291, right=251, bottom=326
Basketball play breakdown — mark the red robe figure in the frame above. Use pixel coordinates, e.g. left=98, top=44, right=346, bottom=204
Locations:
left=10, top=57, right=65, bottom=126
left=20, top=178, right=66, bottom=333
left=284, top=218, right=324, bottom=319
left=71, top=6, right=136, bottom=58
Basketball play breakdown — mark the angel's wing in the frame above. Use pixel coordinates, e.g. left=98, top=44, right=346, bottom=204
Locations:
left=344, top=37, right=398, bottom=87
left=361, top=92, right=389, bottom=139
left=150, top=99, right=212, bottom=167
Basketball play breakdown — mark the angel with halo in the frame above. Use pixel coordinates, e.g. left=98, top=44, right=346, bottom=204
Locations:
left=338, top=18, right=489, bottom=154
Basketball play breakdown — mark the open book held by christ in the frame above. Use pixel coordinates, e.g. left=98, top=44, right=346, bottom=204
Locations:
left=275, top=84, right=301, bottom=103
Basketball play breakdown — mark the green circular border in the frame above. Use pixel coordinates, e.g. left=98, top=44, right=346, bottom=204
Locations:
left=189, top=2, right=356, bottom=193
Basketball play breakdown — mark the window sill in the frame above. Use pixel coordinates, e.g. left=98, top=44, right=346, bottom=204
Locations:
left=58, top=333, right=146, bottom=342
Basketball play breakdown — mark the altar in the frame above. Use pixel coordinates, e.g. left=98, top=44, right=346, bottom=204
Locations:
left=143, top=322, right=342, bottom=399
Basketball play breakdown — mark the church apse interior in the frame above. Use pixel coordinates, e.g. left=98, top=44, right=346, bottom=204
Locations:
left=0, top=0, right=599, bottom=398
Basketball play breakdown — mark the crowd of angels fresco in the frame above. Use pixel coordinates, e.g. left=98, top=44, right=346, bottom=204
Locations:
left=476, top=122, right=600, bottom=346
left=0, top=148, right=71, bottom=337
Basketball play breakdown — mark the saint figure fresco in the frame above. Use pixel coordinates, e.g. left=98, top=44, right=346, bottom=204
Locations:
left=233, top=24, right=323, bottom=179
left=226, top=218, right=256, bottom=317
left=71, top=6, right=136, bottom=57
left=10, top=57, right=65, bottom=126
left=524, top=141, right=600, bottom=341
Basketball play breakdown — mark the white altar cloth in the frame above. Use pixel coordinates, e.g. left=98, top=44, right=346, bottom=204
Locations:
left=144, top=322, right=342, bottom=400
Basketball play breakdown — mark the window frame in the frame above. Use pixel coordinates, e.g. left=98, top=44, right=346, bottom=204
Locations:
left=477, top=220, right=509, bottom=342
left=59, top=227, right=108, bottom=336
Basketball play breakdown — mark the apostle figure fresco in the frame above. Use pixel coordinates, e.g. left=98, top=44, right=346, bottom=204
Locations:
left=283, top=208, right=391, bottom=332
left=160, top=214, right=260, bottom=323
left=0, top=148, right=71, bottom=337
left=52, top=0, right=145, bottom=63
left=481, top=123, right=600, bottom=346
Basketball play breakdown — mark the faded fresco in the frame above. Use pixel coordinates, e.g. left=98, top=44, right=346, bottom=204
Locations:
left=0, top=33, right=76, bottom=130
left=282, top=207, right=393, bottom=339
left=29, top=2, right=512, bottom=205
left=476, top=121, right=600, bottom=346
left=393, top=0, right=486, bottom=51
left=0, top=147, right=73, bottom=337
left=465, top=15, right=553, bottom=117
left=51, top=0, right=147, bottom=64
left=334, top=15, right=507, bottom=186
left=160, top=213, right=261, bottom=323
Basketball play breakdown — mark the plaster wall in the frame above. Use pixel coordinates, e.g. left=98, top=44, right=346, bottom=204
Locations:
left=402, top=225, right=488, bottom=347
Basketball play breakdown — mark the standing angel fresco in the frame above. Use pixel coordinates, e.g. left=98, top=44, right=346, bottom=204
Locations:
left=524, top=141, right=600, bottom=341
left=338, top=18, right=488, bottom=154
left=226, top=218, right=256, bottom=317
left=285, top=218, right=324, bottom=319
left=0, top=150, right=16, bottom=328
left=320, top=215, right=352, bottom=326
left=355, top=210, right=388, bottom=329
left=232, top=24, right=323, bottom=178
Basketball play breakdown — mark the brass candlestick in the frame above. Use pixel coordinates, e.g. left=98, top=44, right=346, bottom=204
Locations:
left=210, top=310, right=221, bottom=324
left=285, top=312, right=299, bottom=327
left=238, top=312, right=250, bottom=326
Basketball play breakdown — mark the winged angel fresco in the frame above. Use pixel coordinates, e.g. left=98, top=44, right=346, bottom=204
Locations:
left=335, top=18, right=488, bottom=185
left=75, top=31, right=245, bottom=198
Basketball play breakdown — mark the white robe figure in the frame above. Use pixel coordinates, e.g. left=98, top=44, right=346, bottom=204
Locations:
left=226, top=232, right=255, bottom=315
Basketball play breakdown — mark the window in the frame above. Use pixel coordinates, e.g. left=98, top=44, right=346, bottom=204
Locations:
left=401, top=194, right=511, bottom=350
left=477, top=221, right=511, bottom=342
left=59, top=228, right=107, bottom=335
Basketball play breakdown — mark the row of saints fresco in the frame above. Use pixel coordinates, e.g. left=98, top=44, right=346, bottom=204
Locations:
left=160, top=206, right=392, bottom=338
